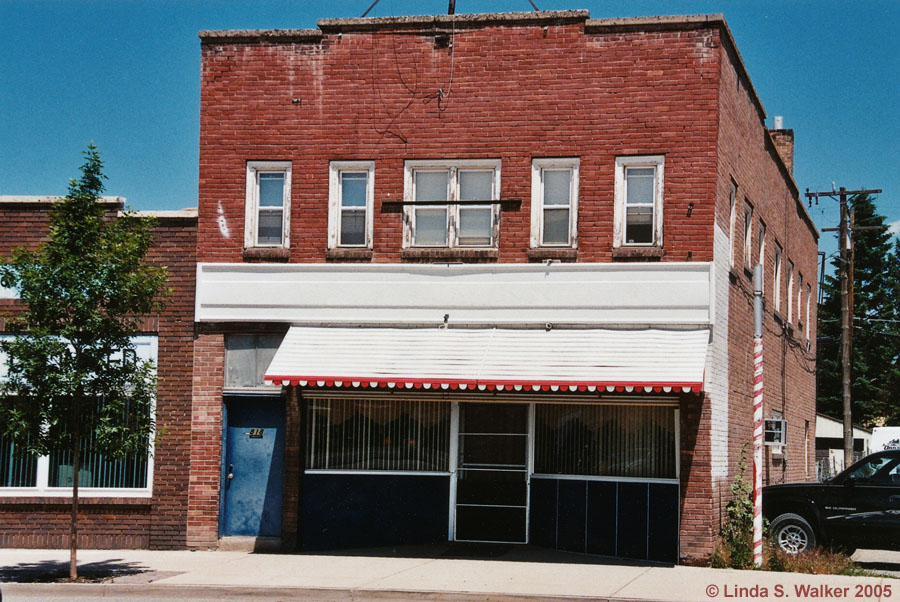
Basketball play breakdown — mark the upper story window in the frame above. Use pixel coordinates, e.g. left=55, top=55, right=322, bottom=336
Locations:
left=531, top=158, right=579, bottom=248
left=245, top=161, right=291, bottom=249
left=773, top=242, right=783, bottom=313
left=787, top=260, right=795, bottom=323
left=614, top=156, right=664, bottom=247
left=728, top=181, right=738, bottom=268
left=403, top=160, right=500, bottom=248
left=757, top=219, right=766, bottom=291
left=328, top=161, right=374, bottom=249
left=806, top=283, right=812, bottom=340
left=743, top=202, right=754, bottom=268
left=797, top=273, right=804, bottom=328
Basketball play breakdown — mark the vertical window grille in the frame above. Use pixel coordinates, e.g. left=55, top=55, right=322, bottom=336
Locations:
left=534, top=404, right=677, bottom=479
left=306, top=398, right=451, bottom=472
left=0, top=432, right=37, bottom=487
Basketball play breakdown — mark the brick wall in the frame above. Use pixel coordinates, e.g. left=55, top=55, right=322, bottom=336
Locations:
left=187, top=332, right=224, bottom=548
left=198, top=18, right=720, bottom=264
left=712, top=30, right=819, bottom=555
left=0, top=202, right=197, bottom=550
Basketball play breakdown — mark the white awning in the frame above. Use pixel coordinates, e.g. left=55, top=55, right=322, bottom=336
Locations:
left=265, top=327, right=709, bottom=394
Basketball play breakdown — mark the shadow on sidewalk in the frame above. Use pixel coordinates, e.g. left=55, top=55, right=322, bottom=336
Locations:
left=310, top=542, right=672, bottom=567
left=0, top=558, right=148, bottom=583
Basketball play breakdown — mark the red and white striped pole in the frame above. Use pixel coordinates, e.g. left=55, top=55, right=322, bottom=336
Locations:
left=752, top=264, right=764, bottom=568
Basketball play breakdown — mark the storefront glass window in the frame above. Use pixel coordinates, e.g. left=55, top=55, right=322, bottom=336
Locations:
left=306, top=398, right=451, bottom=472
left=534, top=404, right=677, bottom=479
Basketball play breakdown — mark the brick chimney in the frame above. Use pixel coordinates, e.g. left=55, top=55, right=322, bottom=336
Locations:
left=769, top=116, right=794, bottom=175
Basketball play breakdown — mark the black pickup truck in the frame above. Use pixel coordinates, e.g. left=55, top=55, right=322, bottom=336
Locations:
left=763, top=450, right=900, bottom=554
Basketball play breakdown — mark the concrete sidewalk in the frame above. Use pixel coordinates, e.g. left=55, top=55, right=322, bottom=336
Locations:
left=0, top=547, right=897, bottom=601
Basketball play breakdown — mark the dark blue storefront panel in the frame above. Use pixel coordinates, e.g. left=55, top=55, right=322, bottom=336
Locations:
left=648, top=483, right=680, bottom=563
left=301, top=473, right=450, bottom=550
left=616, top=482, right=649, bottom=560
left=528, top=478, right=557, bottom=548
left=556, top=480, right=587, bottom=552
left=585, top=481, right=617, bottom=557
left=529, top=477, right=679, bottom=563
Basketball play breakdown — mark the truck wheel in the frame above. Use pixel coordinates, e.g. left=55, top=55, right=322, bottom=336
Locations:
left=771, top=513, right=816, bottom=554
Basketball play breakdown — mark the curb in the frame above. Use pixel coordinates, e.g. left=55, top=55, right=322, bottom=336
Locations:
left=0, top=582, right=662, bottom=601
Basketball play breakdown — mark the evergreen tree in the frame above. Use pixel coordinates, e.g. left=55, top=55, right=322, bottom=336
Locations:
left=817, top=194, right=900, bottom=427
left=0, top=145, right=169, bottom=579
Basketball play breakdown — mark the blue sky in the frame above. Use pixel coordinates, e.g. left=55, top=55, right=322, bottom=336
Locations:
left=2, top=1, right=898, bottom=259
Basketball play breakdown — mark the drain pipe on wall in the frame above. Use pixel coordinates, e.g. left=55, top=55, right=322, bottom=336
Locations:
left=752, top=264, right=765, bottom=568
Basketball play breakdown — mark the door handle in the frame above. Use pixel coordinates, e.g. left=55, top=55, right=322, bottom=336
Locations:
left=227, top=463, right=234, bottom=480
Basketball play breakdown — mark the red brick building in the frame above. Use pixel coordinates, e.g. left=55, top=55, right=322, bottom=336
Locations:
left=0, top=198, right=197, bottom=549
left=189, top=10, right=818, bottom=562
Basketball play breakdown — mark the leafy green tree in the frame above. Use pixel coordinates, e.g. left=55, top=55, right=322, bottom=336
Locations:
left=0, top=145, right=168, bottom=580
left=817, top=194, right=900, bottom=427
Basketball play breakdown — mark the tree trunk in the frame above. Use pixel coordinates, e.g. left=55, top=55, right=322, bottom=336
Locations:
left=70, top=420, right=80, bottom=580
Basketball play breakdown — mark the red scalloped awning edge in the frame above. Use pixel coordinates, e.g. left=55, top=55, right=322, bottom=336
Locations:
left=264, top=376, right=703, bottom=394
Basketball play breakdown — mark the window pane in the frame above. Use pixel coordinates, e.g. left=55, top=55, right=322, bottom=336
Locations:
left=415, top=170, right=449, bottom=201
left=625, top=206, right=654, bottom=244
left=542, top=207, right=569, bottom=244
left=459, top=170, right=493, bottom=201
left=340, top=172, right=368, bottom=208
left=534, top=404, right=677, bottom=479
left=306, top=398, right=451, bottom=472
left=458, top=207, right=492, bottom=246
left=340, top=210, right=366, bottom=246
left=625, top=167, right=655, bottom=205
left=226, top=333, right=284, bottom=388
left=48, top=402, right=149, bottom=489
left=414, top=207, right=448, bottom=245
left=257, top=210, right=283, bottom=245
left=543, top=169, right=571, bottom=206
left=0, top=433, right=37, bottom=487
left=258, top=172, right=285, bottom=207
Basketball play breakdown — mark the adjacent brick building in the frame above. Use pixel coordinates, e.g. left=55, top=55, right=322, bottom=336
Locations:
left=0, top=198, right=197, bottom=549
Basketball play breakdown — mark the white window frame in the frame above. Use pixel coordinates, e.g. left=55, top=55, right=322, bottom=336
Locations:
left=328, top=161, right=375, bottom=250
left=757, top=219, right=766, bottom=269
left=728, top=181, right=738, bottom=268
left=806, top=283, right=812, bottom=340
left=774, top=242, right=783, bottom=313
left=403, top=159, right=501, bottom=249
left=797, top=273, right=804, bottom=328
left=0, top=335, right=157, bottom=498
left=531, top=158, right=580, bottom=248
left=743, top=202, right=754, bottom=268
left=787, top=260, right=795, bottom=323
left=244, top=160, right=292, bottom=249
left=613, top=155, right=664, bottom=248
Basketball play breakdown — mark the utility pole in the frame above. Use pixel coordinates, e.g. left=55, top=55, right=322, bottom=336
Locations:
left=806, top=186, right=881, bottom=469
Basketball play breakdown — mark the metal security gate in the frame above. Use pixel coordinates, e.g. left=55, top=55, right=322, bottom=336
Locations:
left=453, top=403, right=529, bottom=543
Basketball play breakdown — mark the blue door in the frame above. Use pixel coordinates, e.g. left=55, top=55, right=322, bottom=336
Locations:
left=222, top=396, right=285, bottom=537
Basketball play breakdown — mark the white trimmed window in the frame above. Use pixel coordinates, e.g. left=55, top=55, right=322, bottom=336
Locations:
left=614, top=155, right=664, bottom=247
left=774, top=242, right=783, bottom=313
left=797, top=273, right=804, bottom=328
left=245, top=161, right=291, bottom=249
left=328, top=161, right=374, bottom=249
left=728, top=181, right=738, bottom=268
left=404, top=160, right=500, bottom=248
left=0, top=336, right=157, bottom=497
left=806, top=283, right=812, bottom=339
left=531, top=158, right=580, bottom=247
left=743, top=202, right=754, bottom=267
left=787, top=260, right=795, bottom=323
